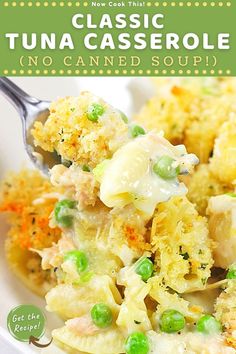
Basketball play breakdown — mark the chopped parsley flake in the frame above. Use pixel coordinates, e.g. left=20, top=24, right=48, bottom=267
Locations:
left=180, top=252, right=189, bottom=260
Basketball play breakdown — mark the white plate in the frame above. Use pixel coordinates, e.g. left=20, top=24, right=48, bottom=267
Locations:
left=0, top=77, right=154, bottom=353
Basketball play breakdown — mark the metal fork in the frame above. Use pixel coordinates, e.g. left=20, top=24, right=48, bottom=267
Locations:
left=0, top=77, right=60, bottom=175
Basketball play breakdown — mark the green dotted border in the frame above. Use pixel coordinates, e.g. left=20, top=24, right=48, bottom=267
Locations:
left=1, top=1, right=232, bottom=7
left=2, top=69, right=232, bottom=76
left=2, top=1, right=86, bottom=7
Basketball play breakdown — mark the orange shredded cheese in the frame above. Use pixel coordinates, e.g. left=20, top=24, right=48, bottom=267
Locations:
left=171, top=85, right=185, bottom=96
left=124, top=224, right=150, bottom=251
left=0, top=169, right=62, bottom=250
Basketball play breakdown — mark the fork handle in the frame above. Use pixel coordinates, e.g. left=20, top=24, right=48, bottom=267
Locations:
left=0, top=77, right=39, bottom=117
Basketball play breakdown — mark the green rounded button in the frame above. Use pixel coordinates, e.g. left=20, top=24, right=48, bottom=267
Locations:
left=7, top=305, right=45, bottom=342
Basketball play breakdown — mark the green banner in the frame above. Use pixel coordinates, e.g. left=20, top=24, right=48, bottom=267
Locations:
left=0, top=0, right=235, bottom=76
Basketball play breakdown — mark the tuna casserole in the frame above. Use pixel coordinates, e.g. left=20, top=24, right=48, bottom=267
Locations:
left=1, top=78, right=236, bottom=354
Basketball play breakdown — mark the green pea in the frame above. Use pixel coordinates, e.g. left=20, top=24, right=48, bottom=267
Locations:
left=82, top=164, right=90, bottom=172
left=93, top=159, right=110, bottom=182
left=130, top=125, right=146, bottom=138
left=159, top=309, right=185, bottom=333
left=79, top=271, right=93, bottom=283
left=64, top=250, right=88, bottom=273
left=153, top=155, right=180, bottom=180
left=90, top=303, right=113, bottom=328
left=226, top=192, right=236, bottom=198
left=226, top=264, right=236, bottom=279
left=196, top=315, right=222, bottom=335
left=87, top=103, right=104, bottom=122
left=118, top=109, right=129, bottom=124
left=135, top=258, right=154, bottom=282
left=54, top=199, right=76, bottom=228
left=125, top=332, right=149, bottom=354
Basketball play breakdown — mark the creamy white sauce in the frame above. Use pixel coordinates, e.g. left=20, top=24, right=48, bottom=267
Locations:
left=208, top=194, right=236, bottom=214
left=208, top=194, right=236, bottom=231
left=99, top=133, right=198, bottom=217
left=208, top=194, right=236, bottom=268
left=147, top=330, right=235, bottom=354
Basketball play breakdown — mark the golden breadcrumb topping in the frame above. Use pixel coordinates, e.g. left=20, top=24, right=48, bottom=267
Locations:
left=32, top=92, right=129, bottom=168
